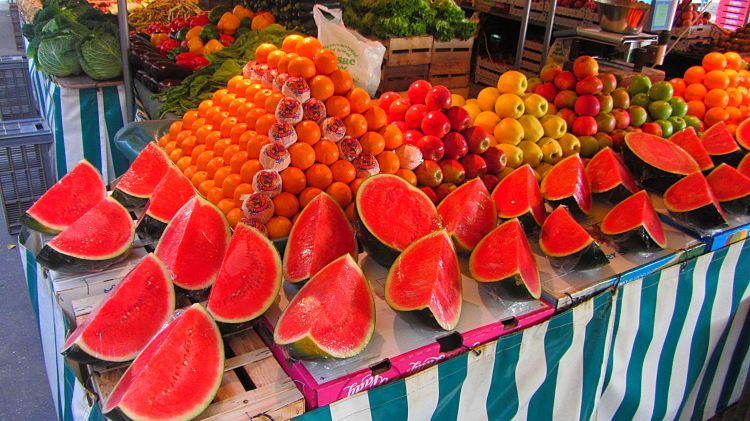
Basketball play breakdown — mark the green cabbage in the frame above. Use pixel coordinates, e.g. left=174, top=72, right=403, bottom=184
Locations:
left=36, top=30, right=81, bottom=77
left=78, top=32, right=122, bottom=80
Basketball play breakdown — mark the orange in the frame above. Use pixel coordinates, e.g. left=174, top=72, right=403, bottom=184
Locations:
left=326, top=96, right=351, bottom=119
left=206, top=157, right=225, bottom=178
left=227, top=76, right=247, bottom=94
left=265, top=92, right=285, bottom=114
left=253, top=89, right=272, bottom=107
left=191, top=144, right=207, bottom=162
left=277, top=53, right=298, bottom=74
left=349, top=178, right=365, bottom=196
left=235, top=80, right=253, bottom=99
left=740, top=70, right=750, bottom=88
left=704, top=89, right=729, bottom=108
left=247, top=135, right=270, bottom=159
left=295, top=37, right=323, bottom=59
left=213, top=166, right=232, bottom=187
left=266, top=49, right=286, bottom=69
left=229, top=124, right=248, bottom=146
left=267, top=216, right=292, bottom=239
left=240, top=159, right=262, bottom=183
left=207, top=187, right=225, bottom=205
left=272, top=192, right=300, bottom=218
left=741, top=87, right=750, bottom=105
left=189, top=118, right=207, bottom=132
left=396, top=169, right=417, bottom=186
left=204, top=105, right=223, bottom=122
left=158, top=134, right=171, bottom=147
left=330, top=159, right=356, bottom=183
left=205, top=131, right=222, bottom=150
left=364, top=107, right=387, bottom=131
left=314, top=140, right=340, bottom=165
left=726, top=106, right=742, bottom=123
left=726, top=69, right=740, bottom=88
left=376, top=151, right=400, bottom=174
left=191, top=171, right=209, bottom=188
left=684, top=84, right=708, bottom=102
left=296, top=120, right=321, bottom=145
left=670, top=78, right=686, bottom=98
left=727, top=88, right=743, bottom=107
left=198, top=100, right=214, bottom=116
left=255, top=114, right=277, bottom=137
left=211, top=111, right=231, bottom=128
left=226, top=208, right=244, bottom=228
left=684, top=66, right=706, bottom=85
left=313, top=48, right=338, bottom=75
left=223, top=144, right=241, bottom=163
left=216, top=198, right=236, bottom=216
left=180, top=135, right=197, bottom=156
left=347, top=88, right=372, bottom=114
left=183, top=165, right=198, bottom=181
left=168, top=121, right=183, bottom=138
left=194, top=124, right=215, bottom=144
left=325, top=182, right=352, bottom=207
left=233, top=183, right=253, bottom=202
left=228, top=97, right=248, bottom=116
left=182, top=110, right=199, bottom=129
left=687, top=100, right=706, bottom=119
left=289, top=142, right=316, bottom=169
left=176, top=156, right=192, bottom=172
left=245, top=107, right=268, bottom=130
left=164, top=141, right=178, bottom=156
left=219, top=93, right=238, bottom=111
left=288, top=56, right=316, bottom=80
left=212, top=89, right=229, bottom=103
left=239, top=130, right=256, bottom=151
left=229, top=150, right=249, bottom=173
left=310, top=75, right=335, bottom=101
left=345, top=202, right=356, bottom=222
left=282, top=34, right=305, bottom=54
left=213, top=138, right=232, bottom=158
left=704, top=71, right=730, bottom=90
left=169, top=148, right=183, bottom=163
left=306, top=163, right=333, bottom=189
left=198, top=179, right=215, bottom=196
left=344, top=114, right=368, bottom=138
left=255, top=43, right=278, bottom=64
left=280, top=167, right=307, bottom=194
left=244, top=83, right=263, bottom=101
left=727, top=124, right=738, bottom=135
left=380, top=125, right=403, bottom=150
left=703, top=52, right=727, bottom=72
left=299, top=187, right=323, bottom=207
left=725, top=52, right=744, bottom=71
left=222, top=173, right=243, bottom=199
left=360, top=132, right=386, bottom=156
left=196, top=150, right=214, bottom=171
left=174, top=129, right=193, bottom=145
left=329, top=69, right=354, bottom=96
left=219, top=117, right=238, bottom=138
left=704, top=107, right=729, bottom=127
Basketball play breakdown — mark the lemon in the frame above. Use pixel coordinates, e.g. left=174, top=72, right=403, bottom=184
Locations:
left=493, top=118, right=524, bottom=145
left=494, top=93, right=525, bottom=119
left=477, top=87, right=500, bottom=112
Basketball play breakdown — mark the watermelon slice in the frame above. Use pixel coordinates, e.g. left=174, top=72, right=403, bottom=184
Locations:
left=491, top=164, right=546, bottom=229
left=103, top=304, right=224, bottom=421
left=62, top=254, right=175, bottom=363
left=356, top=174, right=442, bottom=266
left=437, top=178, right=496, bottom=252
left=385, top=229, right=462, bottom=330
left=738, top=153, right=750, bottom=178
left=207, top=223, right=282, bottom=326
left=113, top=143, right=171, bottom=209
left=22, top=161, right=105, bottom=234
left=664, top=172, right=727, bottom=230
left=540, top=154, right=592, bottom=215
left=283, top=193, right=357, bottom=284
left=600, top=190, right=667, bottom=251
left=623, top=132, right=701, bottom=194
left=585, top=147, right=638, bottom=204
left=736, top=117, right=750, bottom=150
left=702, top=122, right=743, bottom=166
left=274, top=255, right=375, bottom=359
left=155, top=196, right=230, bottom=291
left=707, top=163, right=750, bottom=214
left=469, top=218, right=541, bottom=299
left=37, top=197, right=134, bottom=273
left=669, top=127, right=715, bottom=172
left=540, top=206, right=608, bottom=270
left=136, top=164, right=196, bottom=243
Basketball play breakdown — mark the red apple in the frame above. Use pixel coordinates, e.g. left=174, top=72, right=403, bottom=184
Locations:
left=462, top=126, right=491, bottom=154
left=574, top=94, right=601, bottom=116
left=425, top=86, right=452, bottom=111
left=408, top=80, right=432, bottom=105
left=575, top=75, right=604, bottom=95
left=481, top=174, right=500, bottom=192
left=554, top=70, right=577, bottom=91
left=611, top=108, right=631, bottom=129
left=641, top=122, right=663, bottom=137
left=403, top=129, right=423, bottom=146
left=389, top=98, right=411, bottom=122
left=540, top=63, right=562, bottom=83
left=390, top=120, right=408, bottom=133
left=417, top=135, right=446, bottom=161
left=482, top=146, right=507, bottom=174
left=435, top=183, right=457, bottom=202
left=378, top=91, right=401, bottom=113
left=573, top=55, right=599, bottom=79
left=420, top=186, right=438, bottom=204
left=598, top=73, right=617, bottom=94
left=554, top=90, right=578, bottom=109
left=421, top=110, right=451, bottom=138
left=595, top=112, right=616, bottom=133
left=443, top=131, right=469, bottom=160
left=440, top=159, right=466, bottom=184
left=405, top=104, right=428, bottom=129
left=610, top=129, right=626, bottom=151
left=572, top=116, right=598, bottom=136
left=460, top=154, right=488, bottom=179
left=445, top=106, right=471, bottom=132
left=558, top=108, right=578, bottom=128
left=535, top=82, right=558, bottom=102
left=415, top=159, right=443, bottom=187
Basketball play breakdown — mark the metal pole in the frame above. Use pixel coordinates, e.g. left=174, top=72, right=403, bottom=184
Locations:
left=515, top=0, right=532, bottom=68
left=540, top=0, right=557, bottom=68
left=117, top=0, right=134, bottom=123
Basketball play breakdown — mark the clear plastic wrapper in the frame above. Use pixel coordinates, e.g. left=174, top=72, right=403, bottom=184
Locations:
left=238, top=217, right=269, bottom=236
left=338, top=136, right=363, bottom=161
left=252, top=170, right=283, bottom=197
left=395, top=144, right=423, bottom=170
left=261, top=68, right=278, bottom=89
left=321, top=117, right=346, bottom=142
left=282, top=77, right=311, bottom=103
left=303, top=98, right=327, bottom=123
left=273, top=72, right=290, bottom=93
left=268, top=122, right=298, bottom=147
left=240, top=192, right=275, bottom=223
left=259, top=142, right=291, bottom=171
left=248, top=63, right=269, bottom=84
left=275, top=97, right=304, bottom=125
left=354, top=153, right=380, bottom=177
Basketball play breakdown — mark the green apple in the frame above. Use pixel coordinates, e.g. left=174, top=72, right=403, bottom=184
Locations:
left=595, top=132, right=613, bottom=150
left=629, top=75, right=652, bottom=96
left=558, top=133, right=581, bottom=156
left=527, top=77, right=543, bottom=94
left=541, top=139, right=563, bottom=164
left=631, top=93, right=651, bottom=108
left=540, top=114, right=567, bottom=139
left=655, top=119, right=674, bottom=138
left=497, top=166, right=515, bottom=180
left=518, top=115, right=544, bottom=142
left=523, top=93, right=549, bottom=118
left=668, top=116, right=687, bottom=132
left=579, top=135, right=599, bottom=158
left=628, top=105, right=648, bottom=127
left=684, top=115, right=702, bottom=129
left=612, top=88, right=630, bottom=109
left=597, top=93, right=614, bottom=113
left=497, top=144, right=524, bottom=168
left=649, top=81, right=674, bottom=101
left=668, top=97, right=688, bottom=117
left=518, top=140, right=543, bottom=167
left=648, top=100, right=673, bottom=120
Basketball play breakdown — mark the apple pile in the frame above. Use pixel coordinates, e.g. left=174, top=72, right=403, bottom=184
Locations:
left=673, top=0, right=710, bottom=28
left=626, top=75, right=696, bottom=138
left=555, top=0, right=596, bottom=11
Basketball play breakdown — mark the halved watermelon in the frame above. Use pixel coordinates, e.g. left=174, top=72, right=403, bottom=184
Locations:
left=469, top=218, right=541, bottom=299
left=207, top=223, right=282, bottom=326
left=112, top=143, right=171, bottom=209
left=385, top=229, right=462, bottom=330
left=283, top=193, right=357, bottom=283
left=540, top=154, right=592, bottom=215
left=22, top=161, right=105, bottom=234
left=356, top=174, right=442, bottom=266
left=136, top=164, right=196, bottom=243
left=155, top=196, right=230, bottom=291
left=491, top=164, right=546, bottom=229
left=437, top=178, right=496, bottom=252
left=738, top=153, right=750, bottom=178
left=669, top=127, right=714, bottom=172
left=702, top=122, right=743, bottom=166
left=274, top=255, right=375, bottom=359
left=600, top=190, right=667, bottom=251
left=736, top=117, right=750, bottom=150
left=62, top=254, right=175, bottom=363
left=540, top=206, right=608, bottom=270
left=103, top=304, right=224, bottom=421
left=707, top=163, right=750, bottom=214
left=585, top=147, right=638, bottom=204
left=623, top=132, right=701, bottom=194
left=664, top=172, right=727, bottom=230
left=37, top=197, right=134, bottom=273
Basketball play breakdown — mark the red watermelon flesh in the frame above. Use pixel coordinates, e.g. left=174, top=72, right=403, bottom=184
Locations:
left=736, top=117, right=750, bottom=150
left=540, top=206, right=594, bottom=257
left=103, top=304, right=223, bottom=421
left=669, top=127, right=714, bottom=172
left=600, top=190, right=667, bottom=249
left=207, top=223, right=282, bottom=324
left=283, top=193, right=357, bottom=283
left=623, top=132, right=701, bottom=194
left=491, top=164, right=546, bottom=227
left=385, top=230, right=462, bottom=330
left=141, top=164, right=196, bottom=224
left=664, top=172, right=727, bottom=229
left=62, top=254, right=175, bottom=363
left=707, top=164, right=750, bottom=203
left=738, top=153, right=750, bottom=178
left=437, top=178, right=496, bottom=251
left=113, top=143, right=171, bottom=207
left=274, top=255, right=375, bottom=359
left=469, top=218, right=541, bottom=299
left=586, top=147, right=638, bottom=196
left=702, top=122, right=741, bottom=156
left=23, top=160, right=105, bottom=234
left=541, top=154, right=592, bottom=215
left=156, top=196, right=230, bottom=290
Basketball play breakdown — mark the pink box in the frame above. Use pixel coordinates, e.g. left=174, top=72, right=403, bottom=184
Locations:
left=259, top=254, right=555, bottom=409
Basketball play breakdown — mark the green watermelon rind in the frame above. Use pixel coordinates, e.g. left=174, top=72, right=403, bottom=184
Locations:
left=113, top=143, right=171, bottom=209
left=135, top=213, right=169, bottom=244
left=623, top=132, right=701, bottom=194
left=104, top=304, right=224, bottom=421
left=664, top=172, right=728, bottom=230
left=737, top=118, right=750, bottom=151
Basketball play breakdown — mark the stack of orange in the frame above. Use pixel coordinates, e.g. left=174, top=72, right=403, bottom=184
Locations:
left=677, top=51, right=750, bottom=132
left=157, top=34, right=406, bottom=239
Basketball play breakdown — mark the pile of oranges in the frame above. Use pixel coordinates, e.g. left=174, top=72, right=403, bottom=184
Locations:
left=677, top=51, right=750, bottom=131
left=158, top=34, right=406, bottom=238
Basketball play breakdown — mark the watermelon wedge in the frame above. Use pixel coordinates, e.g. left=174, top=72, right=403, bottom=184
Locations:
left=62, top=254, right=175, bottom=363
left=736, top=117, right=750, bottom=150
left=541, top=154, right=592, bottom=215
left=491, top=164, right=546, bottom=229
left=669, top=127, right=714, bottom=172
left=540, top=206, right=608, bottom=270
left=37, top=197, right=134, bottom=273
left=600, top=190, right=667, bottom=251
left=707, top=163, right=750, bottom=214
left=113, top=143, right=171, bottom=209
left=283, top=193, right=357, bottom=284
left=738, top=153, right=750, bottom=178
left=702, top=122, right=743, bottom=166
left=585, top=147, right=638, bottom=204
left=22, top=161, right=105, bottom=234
left=664, top=172, right=727, bottom=230
left=103, top=304, right=224, bottom=421
left=136, top=164, right=196, bottom=243
left=274, top=255, right=375, bottom=359
left=623, top=132, right=701, bottom=194
left=385, top=229, right=462, bottom=330
left=437, top=178, right=496, bottom=252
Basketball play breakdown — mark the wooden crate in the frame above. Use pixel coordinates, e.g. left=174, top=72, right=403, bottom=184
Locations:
left=380, top=64, right=430, bottom=93
left=476, top=0, right=510, bottom=15
left=382, top=36, right=433, bottom=66
left=428, top=67, right=470, bottom=89
left=474, top=57, right=512, bottom=86
left=431, top=37, right=475, bottom=66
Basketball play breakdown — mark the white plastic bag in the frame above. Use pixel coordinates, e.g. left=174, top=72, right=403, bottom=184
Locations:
left=314, top=5, right=386, bottom=96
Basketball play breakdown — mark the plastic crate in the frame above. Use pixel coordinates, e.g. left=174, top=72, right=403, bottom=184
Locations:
left=0, top=119, right=55, bottom=234
left=0, top=56, right=38, bottom=121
